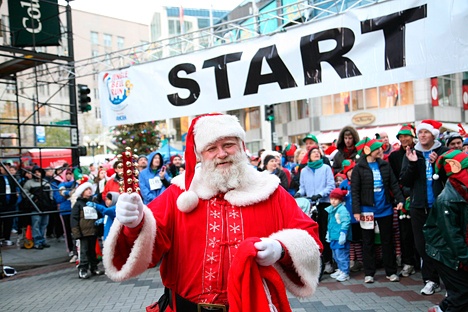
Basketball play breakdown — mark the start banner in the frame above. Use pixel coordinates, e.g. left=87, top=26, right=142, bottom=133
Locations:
left=99, top=0, right=468, bottom=126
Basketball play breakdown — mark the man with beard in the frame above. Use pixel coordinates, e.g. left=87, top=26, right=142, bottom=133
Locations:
left=103, top=114, right=322, bottom=312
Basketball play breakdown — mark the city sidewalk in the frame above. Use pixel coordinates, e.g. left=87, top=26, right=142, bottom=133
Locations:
left=1, top=232, right=71, bottom=271
left=0, top=235, right=444, bottom=312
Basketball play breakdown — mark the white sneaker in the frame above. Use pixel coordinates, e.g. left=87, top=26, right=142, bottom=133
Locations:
left=330, top=269, right=342, bottom=279
left=336, top=272, right=350, bottom=282
left=400, top=264, right=415, bottom=277
left=386, top=274, right=400, bottom=282
left=421, top=281, right=441, bottom=295
left=3, top=240, right=13, bottom=246
left=324, top=262, right=334, bottom=274
left=364, top=276, right=374, bottom=283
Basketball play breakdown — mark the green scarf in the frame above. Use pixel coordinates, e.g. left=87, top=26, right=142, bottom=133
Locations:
left=307, top=159, right=323, bottom=169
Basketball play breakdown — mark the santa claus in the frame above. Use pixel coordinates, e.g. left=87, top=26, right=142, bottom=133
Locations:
left=103, top=113, right=322, bottom=312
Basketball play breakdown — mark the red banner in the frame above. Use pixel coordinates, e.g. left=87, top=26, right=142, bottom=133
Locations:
left=430, top=77, right=439, bottom=107
left=463, top=79, right=468, bottom=111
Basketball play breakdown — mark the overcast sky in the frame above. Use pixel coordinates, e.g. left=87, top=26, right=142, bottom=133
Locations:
left=59, top=0, right=245, bottom=24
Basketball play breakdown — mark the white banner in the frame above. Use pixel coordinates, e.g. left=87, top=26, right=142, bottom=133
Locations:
left=99, top=0, right=468, bottom=126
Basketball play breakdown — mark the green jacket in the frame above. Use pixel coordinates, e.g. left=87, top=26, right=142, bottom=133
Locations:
left=424, top=180, right=468, bottom=271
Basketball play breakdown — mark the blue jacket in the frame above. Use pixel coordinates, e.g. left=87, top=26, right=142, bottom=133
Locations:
left=92, top=191, right=118, bottom=240
left=298, top=164, right=335, bottom=203
left=139, top=152, right=172, bottom=204
left=55, top=180, right=76, bottom=215
left=325, top=202, right=352, bottom=242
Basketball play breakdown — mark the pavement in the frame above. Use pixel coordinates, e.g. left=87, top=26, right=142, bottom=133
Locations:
left=0, top=233, right=444, bottom=312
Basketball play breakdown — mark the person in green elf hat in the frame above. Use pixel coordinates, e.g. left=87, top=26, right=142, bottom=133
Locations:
left=424, top=150, right=468, bottom=312
left=388, top=124, right=417, bottom=278
left=351, top=137, right=405, bottom=284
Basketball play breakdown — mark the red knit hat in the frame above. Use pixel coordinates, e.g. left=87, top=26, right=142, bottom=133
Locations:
left=329, top=188, right=347, bottom=201
left=433, top=149, right=468, bottom=180
left=177, top=114, right=246, bottom=213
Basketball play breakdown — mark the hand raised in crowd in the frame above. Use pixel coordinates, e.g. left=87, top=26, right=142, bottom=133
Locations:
left=405, top=146, right=418, bottom=161
left=429, top=151, right=438, bottom=164
left=394, top=202, right=403, bottom=211
left=159, top=166, right=166, bottom=180
left=116, top=193, right=144, bottom=228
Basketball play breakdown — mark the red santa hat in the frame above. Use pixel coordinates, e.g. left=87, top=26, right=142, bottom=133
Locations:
left=329, top=188, right=347, bottom=201
left=75, top=176, right=92, bottom=198
left=416, top=119, right=442, bottom=138
left=177, top=114, right=246, bottom=213
left=324, top=145, right=338, bottom=160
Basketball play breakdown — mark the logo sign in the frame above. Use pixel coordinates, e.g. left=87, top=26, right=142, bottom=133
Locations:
left=352, top=112, right=375, bottom=126
left=36, top=126, right=46, bottom=143
left=8, top=0, right=60, bottom=47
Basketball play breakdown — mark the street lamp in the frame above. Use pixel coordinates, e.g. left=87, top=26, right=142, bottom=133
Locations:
left=84, top=135, right=98, bottom=164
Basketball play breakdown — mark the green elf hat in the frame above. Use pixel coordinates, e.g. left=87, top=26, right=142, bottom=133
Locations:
left=342, top=159, right=355, bottom=175
left=396, top=124, right=416, bottom=139
left=302, top=133, right=318, bottom=144
left=433, top=149, right=468, bottom=180
left=284, top=143, right=297, bottom=157
left=362, top=138, right=383, bottom=156
left=355, top=137, right=371, bottom=159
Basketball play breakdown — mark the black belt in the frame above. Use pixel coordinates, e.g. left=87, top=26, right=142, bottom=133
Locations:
left=168, top=289, right=228, bottom=312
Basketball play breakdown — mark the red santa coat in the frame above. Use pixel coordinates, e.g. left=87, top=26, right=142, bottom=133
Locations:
left=104, top=165, right=322, bottom=310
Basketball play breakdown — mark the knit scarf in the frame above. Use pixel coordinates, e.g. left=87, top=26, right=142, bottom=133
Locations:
left=307, top=159, right=323, bottom=169
left=342, top=147, right=356, bottom=159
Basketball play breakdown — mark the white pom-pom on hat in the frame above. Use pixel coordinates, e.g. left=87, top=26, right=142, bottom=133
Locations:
left=432, top=173, right=439, bottom=180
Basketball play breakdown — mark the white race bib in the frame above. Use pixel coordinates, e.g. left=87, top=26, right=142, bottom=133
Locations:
left=359, top=212, right=374, bottom=230
left=149, top=177, right=162, bottom=190
left=83, top=206, right=98, bottom=220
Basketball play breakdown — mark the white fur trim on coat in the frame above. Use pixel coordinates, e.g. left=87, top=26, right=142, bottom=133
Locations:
left=171, top=165, right=280, bottom=207
left=103, top=206, right=156, bottom=282
left=270, top=228, right=321, bottom=298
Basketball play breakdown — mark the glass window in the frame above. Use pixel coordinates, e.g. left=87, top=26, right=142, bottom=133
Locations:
left=352, top=90, right=364, bottom=111
left=438, top=74, right=456, bottom=107
left=322, top=95, right=333, bottom=115
left=117, top=36, right=124, bottom=50
left=365, top=87, right=378, bottom=109
left=90, top=31, right=98, bottom=45
left=245, top=107, right=261, bottom=131
left=103, top=34, right=112, bottom=47
left=297, top=99, right=310, bottom=119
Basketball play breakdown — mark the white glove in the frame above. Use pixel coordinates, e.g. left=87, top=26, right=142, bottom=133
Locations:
left=116, top=193, right=144, bottom=228
left=254, top=238, right=283, bottom=266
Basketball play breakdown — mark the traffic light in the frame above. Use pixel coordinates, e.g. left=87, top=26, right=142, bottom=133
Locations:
left=274, top=145, right=282, bottom=153
left=265, top=104, right=274, bottom=121
left=78, top=84, right=92, bottom=113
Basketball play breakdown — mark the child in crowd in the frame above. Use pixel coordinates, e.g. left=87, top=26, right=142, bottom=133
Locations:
left=334, top=173, right=346, bottom=188
left=86, top=192, right=118, bottom=241
left=71, top=181, right=104, bottom=279
left=325, top=188, right=352, bottom=282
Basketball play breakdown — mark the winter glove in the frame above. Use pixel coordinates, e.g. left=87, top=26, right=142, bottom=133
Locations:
left=325, top=231, right=330, bottom=243
left=254, top=238, right=283, bottom=266
left=338, top=232, right=347, bottom=245
left=95, top=218, right=104, bottom=226
left=311, top=194, right=322, bottom=201
left=294, top=192, right=302, bottom=198
left=116, top=193, right=144, bottom=228
left=86, top=202, right=96, bottom=208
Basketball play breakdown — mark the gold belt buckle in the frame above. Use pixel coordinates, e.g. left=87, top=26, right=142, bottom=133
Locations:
left=197, top=303, right=227, bottom=312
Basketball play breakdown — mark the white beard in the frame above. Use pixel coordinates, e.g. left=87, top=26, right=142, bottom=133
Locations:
left=201, top=151, right=250, bottom=193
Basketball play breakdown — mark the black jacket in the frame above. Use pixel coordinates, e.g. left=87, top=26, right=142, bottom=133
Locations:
left=351, top=157, right=404, bottom=214
left=399, top=144, right=448, bottom=209
left=388, top=147, right=412, bottom=198
left=0, top=174, right=18, bottom=208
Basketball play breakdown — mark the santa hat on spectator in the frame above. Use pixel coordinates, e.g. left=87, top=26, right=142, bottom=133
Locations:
left=75, top=176, right=92, bottom=198
left=355, top=137, right=371, bottom=159
left=329, top=188, right=347, bottom=201
left=396, top=123, right=416, bottom=139
left=324, top=145, right=338, bottom=161
left=177, top=114, right=246, bottom=213
left=433, top=149, right=468, bottom=180
left=416, top=120, right=442, bottom=138
left=284, top=144, right=297, bottom=157
left=342, top=159, right=355, bottom=175
left=334, top=173, right=346, bottom=181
